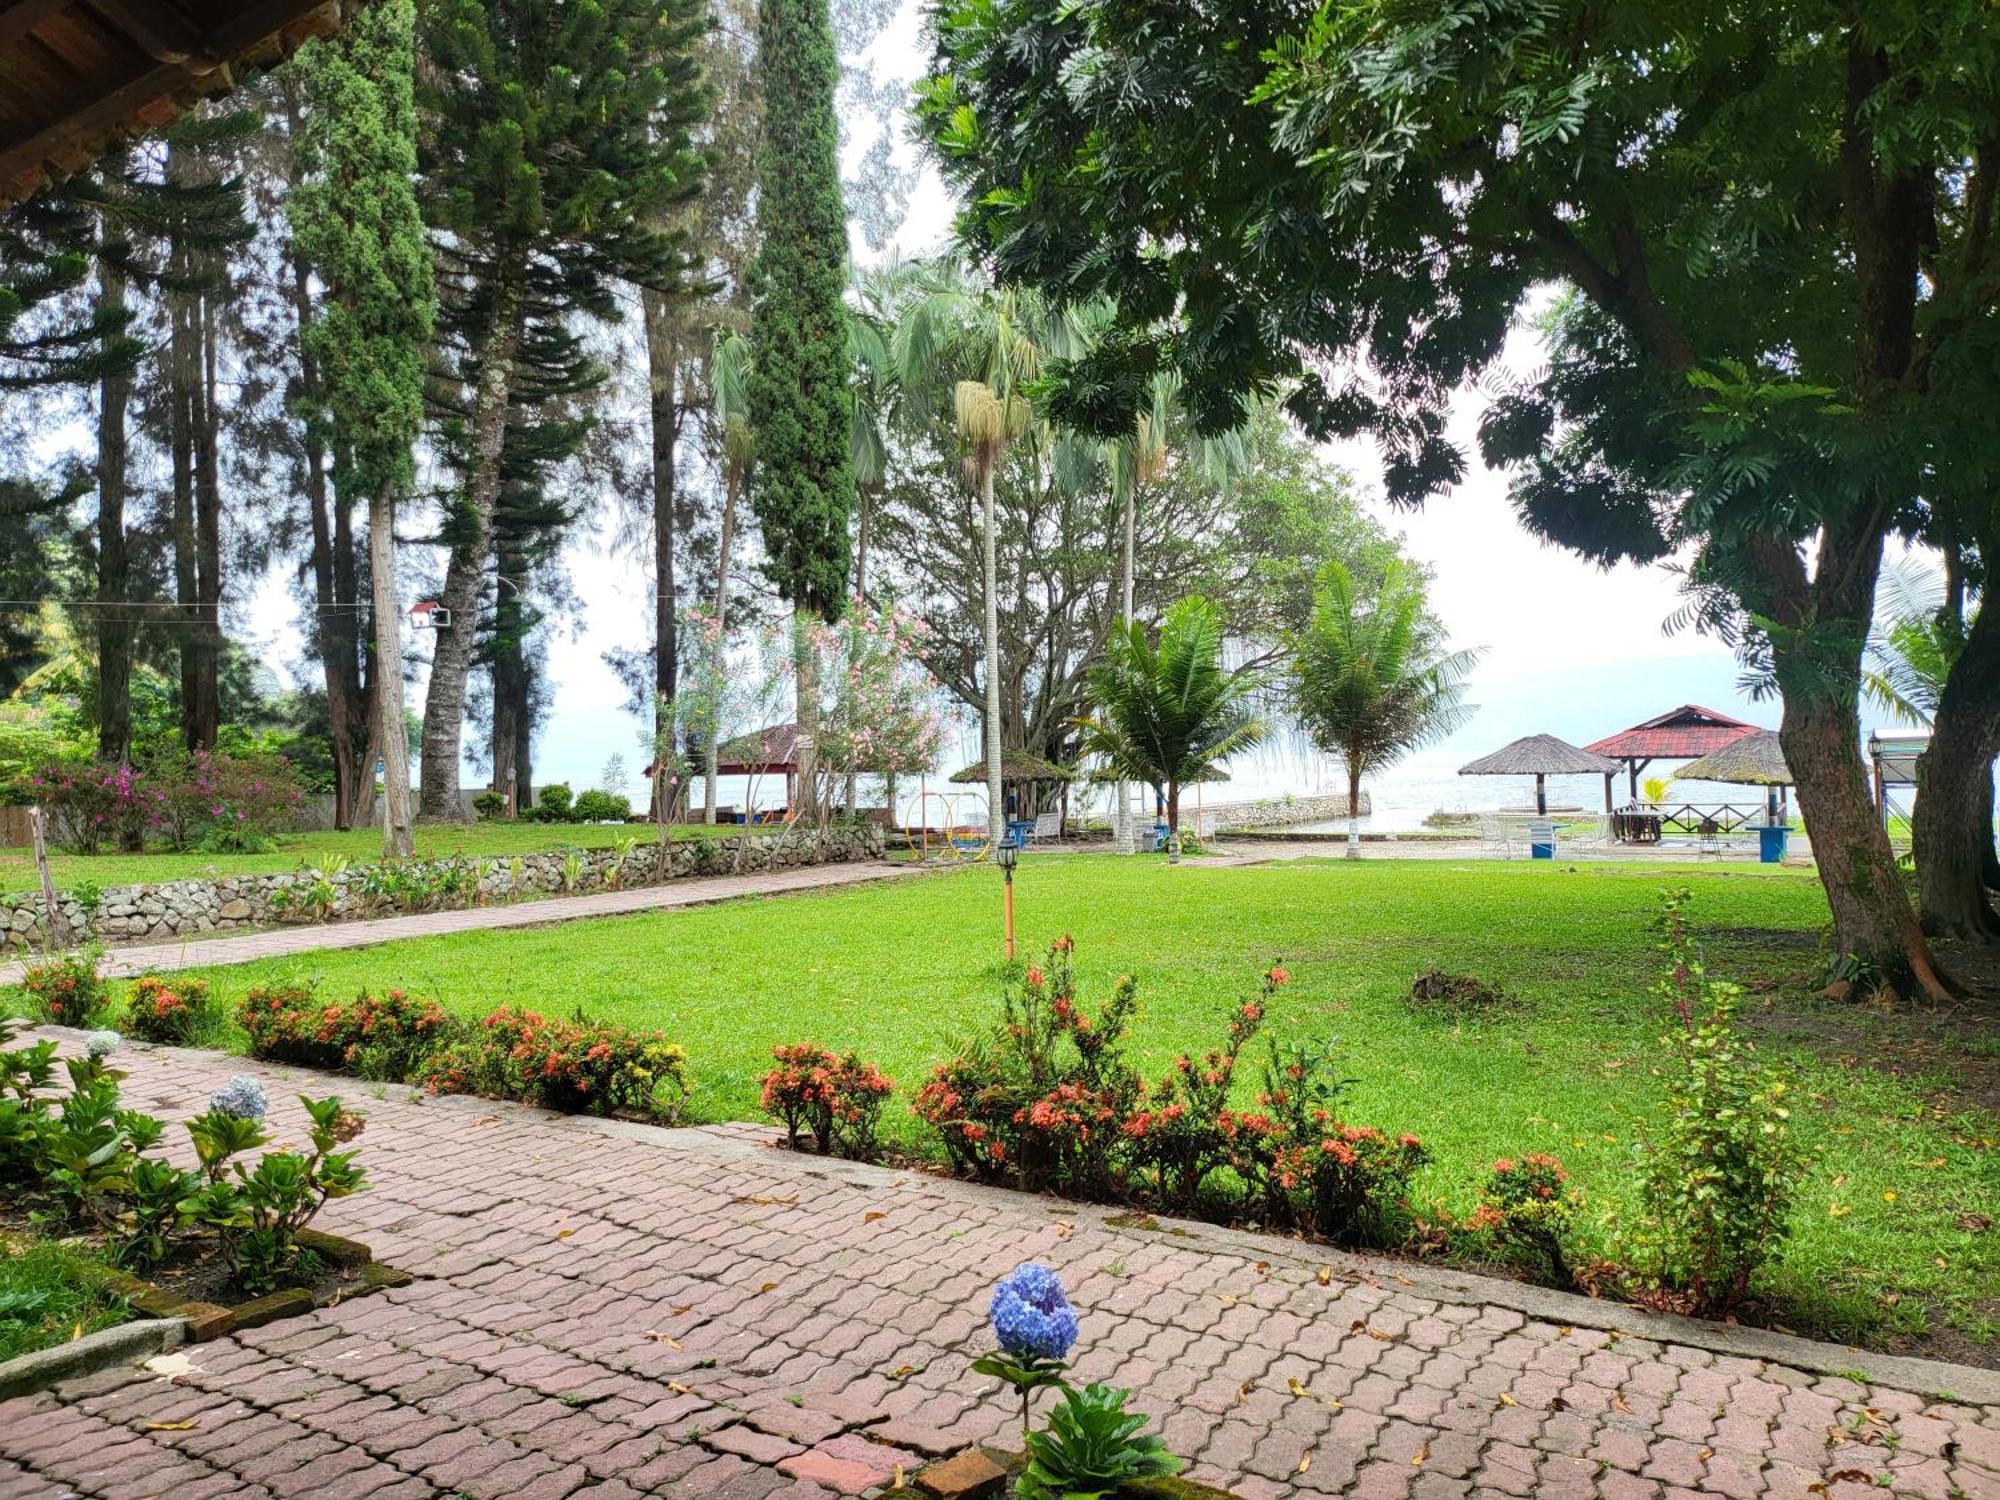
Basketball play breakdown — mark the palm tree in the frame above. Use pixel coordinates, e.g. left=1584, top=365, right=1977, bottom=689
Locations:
left=1077, top=595, right=1266, bottom=861
left=1287, top=559, right=1481, bottom=858
left=701, top=328, right=754, bottom=824
left=886, top=258, right=1052, bottom=844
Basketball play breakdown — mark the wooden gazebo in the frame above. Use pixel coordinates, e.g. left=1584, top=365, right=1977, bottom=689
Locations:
left=952, top=750, right=1078, bottom=821
left=1584, top=704, right=1763, bottom=800
left=2, top=0, right=365, bottom=209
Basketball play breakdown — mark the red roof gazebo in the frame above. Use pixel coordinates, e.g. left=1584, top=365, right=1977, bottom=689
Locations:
left=1585, top=705, right=1763, bottom=800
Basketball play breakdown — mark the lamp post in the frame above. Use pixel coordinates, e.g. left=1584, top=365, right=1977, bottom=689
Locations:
left=996, top=837, right=1018, bottom=961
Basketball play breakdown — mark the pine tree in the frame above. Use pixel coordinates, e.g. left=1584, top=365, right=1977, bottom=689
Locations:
left=747, top=0, right=854, bottom=819
left=287, top=0, right=436, bottom=857
left=413, top=0, right=709, bottom=820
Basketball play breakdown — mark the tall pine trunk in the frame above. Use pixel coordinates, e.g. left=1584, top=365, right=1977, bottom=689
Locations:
left=981, top=457, right=1004, bottom=844
left=95, top=255, right=133, bottom=771
left=371, top=478, right=413, bottom=857
left=490, top=538, right=525, bottom=810
left=644, top=289, right=682, bottom=824
left=703, top=469, right=739, bottom=824
left=793, top=610, right=820, bottom=823
left=419, top=278, right=524, bottom=820
left=187, top=289, right=223, bottom=751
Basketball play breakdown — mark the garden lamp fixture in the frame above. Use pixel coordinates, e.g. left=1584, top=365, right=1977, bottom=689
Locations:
left=995, top=838, right=1018, bottom=960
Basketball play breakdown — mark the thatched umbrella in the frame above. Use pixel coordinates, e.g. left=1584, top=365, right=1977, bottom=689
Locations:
left=948, top=751, right=1078, bottom=785
left=1459, top=734, right=1622, bottom=816
left=1673, top=730, right=1792, bottom=822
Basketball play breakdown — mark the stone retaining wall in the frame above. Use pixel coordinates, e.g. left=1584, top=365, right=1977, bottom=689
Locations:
left=2, top=825, right=884, bottom=951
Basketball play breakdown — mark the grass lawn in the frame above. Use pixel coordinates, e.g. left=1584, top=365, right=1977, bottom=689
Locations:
left=0, top=1234, right=131, bottom=1363
left=63, top=855, right=2000, bottom=1355
left=0, top=819, right=752, bottom=896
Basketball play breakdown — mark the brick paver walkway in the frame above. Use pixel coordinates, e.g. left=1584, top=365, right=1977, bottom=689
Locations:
left=0, top=859, right=923, bottom=986
left=2, top=1039, right=1995, bottom=1500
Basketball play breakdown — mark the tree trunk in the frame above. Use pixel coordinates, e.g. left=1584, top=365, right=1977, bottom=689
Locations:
left=704, top=468, right=740, bottom=825
left=95, top=255, right=133, bottom=773
left=1346, top=763, right=1363, bottom=860
left=793, top=610, right=820, bottom=823
left=1913, top=582, right=2000, bottom=939
left=370, top=477, right=413, bottom=857
left=1115, top=479, right=1136, bottom=851
left=981, top=457, right=1004, bottom=845
left=418, top=279, right=524, bottom=820
left=187, top=287, right=223, bottom=752
left=168, top=223, right=199, bottom=750
left=1781, top=694, right=1949, bottom=998
left=1166, top=779, right=1181, bottom=864
left=644, top=288, right=682, bottom=823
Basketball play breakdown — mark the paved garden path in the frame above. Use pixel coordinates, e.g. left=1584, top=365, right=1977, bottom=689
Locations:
left=0, top=859, right=926, bottom=985
left=4, top=1040, right=1997, bottom=1500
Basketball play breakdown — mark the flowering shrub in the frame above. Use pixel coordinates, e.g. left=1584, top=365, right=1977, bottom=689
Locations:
left=1125, top=966, right=1282, bottom=1210
left=415, top=1006, right=688, bottom=1121
left=1266, top=1125, right=1432, bottom=1246
left=20, top=950, right=112, bottom=1027
left=1625, top=888, right=1805, bottom=1315
left=28, top=752, right=305, bottom=853
left=237, top=981, right=449, bottom=1080
left=153, top=750, right=306, bottom=851
left=26, top=761, right=164, bottom=852
left=915, top=938, right=1143, bottom=1197
left=759, top=1043, right=894, bottom=1159
left=1470, top=1153, right=1576, bottom=1285
left=122, top=975, right=215, bottom=1046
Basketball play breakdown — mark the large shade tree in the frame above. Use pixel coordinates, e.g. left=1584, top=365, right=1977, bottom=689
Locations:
left=1288, top=559, right=1479, bottom=859
left=920, top=0, right=2000, bottom=991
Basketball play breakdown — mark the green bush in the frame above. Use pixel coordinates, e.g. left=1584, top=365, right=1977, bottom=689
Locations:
left=534, top=783, right=575, bottom=821
left=472, top=790, right=507, bottom=820
left=237, top=980, right=451, bottom=1080
left=1625, top=888, right=1807, bottom=1315
left=123, top=974, right=218, bottom=1046
left=415, top=1005, right=689, bottom=1121
left=572, top=788, right=631, bottom=822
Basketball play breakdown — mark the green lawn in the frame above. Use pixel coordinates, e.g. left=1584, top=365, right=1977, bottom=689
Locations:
left=0, top=819, right=751, bottom=895
left=0, top=1236, right=131, bottom=1363
left=68, top=856, right=2000, bottom=1351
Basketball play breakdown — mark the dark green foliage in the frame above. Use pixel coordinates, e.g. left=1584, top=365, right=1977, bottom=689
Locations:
left=1017, top=1383, right=1182, bottom=1500
left=747, top=0, right=854, bottom=619
left=287, top=0, right=434, bottom=507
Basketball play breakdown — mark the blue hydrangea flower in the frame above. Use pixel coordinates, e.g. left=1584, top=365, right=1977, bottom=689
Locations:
left=210, top=1075, right=268, bottom=1121
left=989, top=1263, right=1078, bottom=1362
left=84, top=1030, right=121, bottom=1060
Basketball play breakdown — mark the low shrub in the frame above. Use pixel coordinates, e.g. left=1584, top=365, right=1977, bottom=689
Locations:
left=23, top=761, right=163, bottom=852
left=1469, top=1153, right=1576, bottom=1285
left=572, top=788, right=631, bottom=823
left=152, top=749, right=307, bottom=851
left=759, top=1043, right=895, bottom=1159
left=181, top=1084, right=367, bottom=1295
left=528, top=783, right=574, bottom=822
left=19, top=949, right=112, bottom=1027
left=122, top=974, right=216, bottom=1046
left=238, top=980, right=450, bottom=1080
left=472, top=790, right=507, bottom=821
left=416, top=1006, right=688, bottom=1122
left=1265, top=1124, right=1432, bottom=1247
left=1623, top=888, right=1806, bottom=1316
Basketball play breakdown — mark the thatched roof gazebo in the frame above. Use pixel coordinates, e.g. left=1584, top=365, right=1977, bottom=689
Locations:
left=949, top=751, right=1077, bottom=785
left=1674, top=730, right=1793, bottom=822
left=1460, top=734, right=1622, bottom=816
